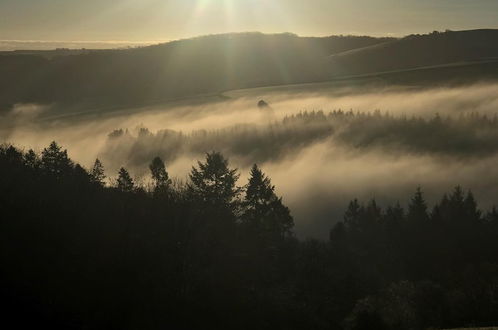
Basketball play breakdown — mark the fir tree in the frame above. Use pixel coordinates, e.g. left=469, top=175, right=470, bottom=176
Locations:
left=117, top=167, right=134, bottom=192
left=90, top=158, right=106, bottom=186
left=407, top=187, right=429, bottom=223
left=188, top=152, right=241, bottom=211
left=149, top=156, right=171, bottom=192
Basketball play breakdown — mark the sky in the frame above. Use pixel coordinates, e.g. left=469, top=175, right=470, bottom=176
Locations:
left=0, top=0, right=497, bottom=44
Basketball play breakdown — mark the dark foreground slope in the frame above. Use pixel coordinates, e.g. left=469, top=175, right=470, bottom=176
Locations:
left=2, top=144, right=498, bottom=329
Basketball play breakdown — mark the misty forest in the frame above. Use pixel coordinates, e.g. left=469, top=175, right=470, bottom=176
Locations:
left=2, top=21, right=498, bottom=330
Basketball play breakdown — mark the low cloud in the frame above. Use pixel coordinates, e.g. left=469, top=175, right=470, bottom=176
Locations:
left=2, top=82, right=498, bottom=238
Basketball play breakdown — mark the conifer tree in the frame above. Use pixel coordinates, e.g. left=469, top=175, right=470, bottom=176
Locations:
left=90, top=158, right=106, bottom=186
left=188, top=152, right=241, bottom=211
left=344, top=199, right=363, bottom=230
left=24, top=149, right=40, bottom=169
left=407, top=187, right=429, bottom=223
left=41, top=141, right=73, bottom=178
left=117, top=167, right=134, bottom=192
left=149, top=156, right=171, bottom=192
left=384, top=202, right=405, bottom=228
left=464, top=190, right=481, bottom=223
left=243, top=164, right=294, bottom=237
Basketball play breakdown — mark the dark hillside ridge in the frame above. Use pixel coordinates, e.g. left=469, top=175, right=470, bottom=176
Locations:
left=329, top=29, right=498, bottom=75
left=1, top=30, right=497, bottom=112
left=0, top=33, right=392, bottom=111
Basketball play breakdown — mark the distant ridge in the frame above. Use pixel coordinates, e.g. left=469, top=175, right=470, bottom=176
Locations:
left=1, top=30, right=498, bottom=112
left=328, top=29, right=498, bottom=76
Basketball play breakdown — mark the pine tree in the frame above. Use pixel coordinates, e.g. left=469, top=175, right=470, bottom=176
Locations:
left=41, top=141, right=73, bottom=178
left=407, top=187, right=429, bottom=223
left=464, top=190, right=481, bottom=223
left=188, top=152, right=241, bottom=211
left=90, top=159, right=106, bottom=186
left=365, top=199, right=382, bottom=224
left=24, top=149, right=40, bottom=169
left=447, top=186, right=466, bottom=223
left=117, top=167, right=134, bottom=192
left=149, top=156, right=171, bottom=192
left=384, top=202, right=405, bottom=228
left=243, top=164, right=294, bottom=237
left=344, top=199, right=363, bottom=230
left=432, top=194, right=450, bottom=223
left=245, top=164, right=275, bottom=216
left=5, top=145, right=23, bottom=164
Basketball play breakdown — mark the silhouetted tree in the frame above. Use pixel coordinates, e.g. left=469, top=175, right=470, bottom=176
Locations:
left=364, top=199, right=382, bottom=225
left=463, top=190, right=481, bottom=223
left=384, top=202, right=404, bottom=229
left=407, top=187, right=429, bottom=223
left=90, top=158, right=106, bottom=186
left=188, top=152, right=241, bottom=212
left=117, top=167, right=134, bottom=192
left=149, top=156, right=170, bottom=192
left=5, top=145, right=23, bottom=164
left=344, top=199, right=363, bottom=231
left=41, top=141, right=73, bottom=178
left=243, top=164, right=294, bottom=238
left=23, top=149, right=39, bottom=169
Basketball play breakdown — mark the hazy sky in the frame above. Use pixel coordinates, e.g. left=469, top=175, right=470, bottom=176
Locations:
left=1, top=0, right=497, bottom=42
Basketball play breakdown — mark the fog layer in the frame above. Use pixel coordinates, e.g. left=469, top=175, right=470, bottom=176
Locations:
left=2, top=83, right=498, bottom=238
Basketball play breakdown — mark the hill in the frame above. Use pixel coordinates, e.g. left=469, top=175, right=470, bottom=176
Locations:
left=0, top=33, right=392, bottom=111
left=1, top=30, right=498, bottom=112
left=328, top=29, right=498, bottom=76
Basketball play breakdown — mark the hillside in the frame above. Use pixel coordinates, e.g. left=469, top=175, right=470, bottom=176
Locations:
left=0, top=33, right=392, bottom=111
left=1, top=30, right=498, bottom=112
left=328, top=29, right=498, bottom=76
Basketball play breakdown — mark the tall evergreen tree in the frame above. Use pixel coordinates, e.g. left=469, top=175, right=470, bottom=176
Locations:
left=447, top=186, right=467, bottom=223
left=384, top=202, right=405, bottom=229
left=344, top=199, right=363, bottom=231
left=149, top=156, right=171, bottom=192
left=364, top=199, right=382, bottom=224
left=407, top=187, right=429, bottom=223
left=117, top=167, right=134, bottom=192
left=24, top=149, right=40, bottom=169
left=5, top=145, right=23, bottom=164
left=41, top=141, right=73, bottom=178
left=464, top=190, right=481, bottom=223
left=188, top=152, right=241, bottom=212
left=243, top=164, right=294, bottom=238
left=432, top=194, right=450, bottom=223
left=90, top=158, right=106, bottom=186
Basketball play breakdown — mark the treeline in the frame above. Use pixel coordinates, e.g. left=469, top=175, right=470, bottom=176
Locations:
left=101, top=110, right=498, bottom=170
left=0, top=142, right=295, bottom=329
left=330, top=187, right=498, bottom=329
left=1, top=143, right=498, bottom=329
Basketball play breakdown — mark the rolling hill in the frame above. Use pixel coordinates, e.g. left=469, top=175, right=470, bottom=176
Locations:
left=328, top=29, right=498, bottom=76
left=1, top=30, right=498, bottom=113
left=0, top=33, right=392, bottom=111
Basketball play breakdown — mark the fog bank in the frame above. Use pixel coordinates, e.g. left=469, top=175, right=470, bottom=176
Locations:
left=2, top=82, right=498, bottom=237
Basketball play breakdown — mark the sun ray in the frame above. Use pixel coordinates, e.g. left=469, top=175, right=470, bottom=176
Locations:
left=191, top=0, right=212, bottom=19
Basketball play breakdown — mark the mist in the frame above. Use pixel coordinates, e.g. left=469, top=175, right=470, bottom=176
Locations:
left=3, top=82, right=498, bottom=238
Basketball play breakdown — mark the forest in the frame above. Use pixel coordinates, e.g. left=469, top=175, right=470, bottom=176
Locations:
left=100, top=110, right=498, bottom=170
left=1, top=142, right=498, bottom=330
